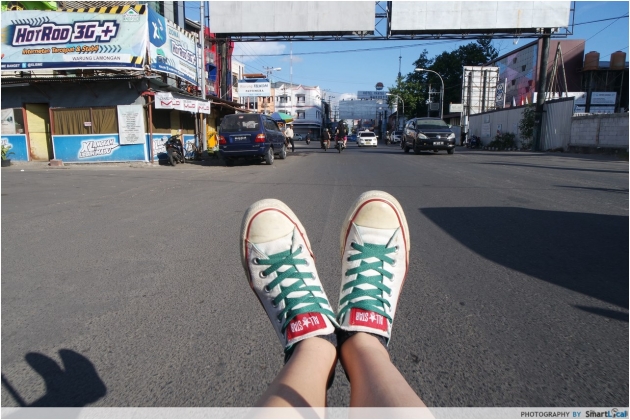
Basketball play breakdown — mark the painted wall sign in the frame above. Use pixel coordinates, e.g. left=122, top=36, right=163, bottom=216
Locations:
left=148, top=8, right=199, bottom=86
left=590, top=92, right=617, bottom=105
left=1, top=9, right=148, bottom=70
left=117, top=105, right=146, bottom=145
left=1, top=135, right=29, bottom=161
left=53, top=134, right=147, bottom=162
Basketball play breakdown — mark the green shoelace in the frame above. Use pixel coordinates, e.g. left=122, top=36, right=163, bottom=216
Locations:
left=338, top=242, right=397, bottom=323
left=256, top=246, right=335, bottom=333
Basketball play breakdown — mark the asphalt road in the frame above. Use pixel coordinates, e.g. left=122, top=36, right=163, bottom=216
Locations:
left=1, top=143, right=628, bottom=408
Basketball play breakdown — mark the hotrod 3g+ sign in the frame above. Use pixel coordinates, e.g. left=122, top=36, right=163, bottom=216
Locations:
left=1, top=8, right=148, bottom=70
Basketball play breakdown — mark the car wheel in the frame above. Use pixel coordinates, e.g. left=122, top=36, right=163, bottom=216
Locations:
left=447, top=148, right=454, bottom=155
left=278, top=144, right=287, bottom=159
left=265, top=147, right=274, bottom=165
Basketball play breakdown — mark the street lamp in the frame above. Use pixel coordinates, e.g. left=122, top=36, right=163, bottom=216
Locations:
left=386, top=93, right=404, bottom=129
left=415, top=68, right=444, bottom=119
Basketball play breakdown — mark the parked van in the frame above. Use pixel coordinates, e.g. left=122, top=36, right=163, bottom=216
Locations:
left=218, top=114, right=287, bottom=166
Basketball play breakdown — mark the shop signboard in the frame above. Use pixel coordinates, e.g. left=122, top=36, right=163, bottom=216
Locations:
left=237, top=79, right=271, bottom=97
left=155, top=92, right=210, bottom=114
left=1, top=8, right=148, bottom=70
left=117, top=105, right=146, bottom=145
left=148, top=8, right=199, bottom=86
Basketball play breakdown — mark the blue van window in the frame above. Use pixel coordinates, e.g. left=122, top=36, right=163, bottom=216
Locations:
left=220, top=114, right=260, bottom=132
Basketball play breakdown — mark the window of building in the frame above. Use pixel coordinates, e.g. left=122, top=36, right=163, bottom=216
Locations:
left=296, top=95, right=305, bottom=104
left=513, top=57, right=518, bottom=64
left=52, top=107, right=117, bottom=135
left=511, top=79, right=516, bottom=86
left=297, top=111, right=305, bottom=119
left=522, top=65, right=526, bottom=71
left=1, top=108, right=25, bottom=134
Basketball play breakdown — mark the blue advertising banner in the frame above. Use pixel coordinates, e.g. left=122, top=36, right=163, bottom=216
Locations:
left=183, top=134, right=197, bottom=159
left=1, top=134, right=29, bottom=161
left=1, top=7, right=148, bottom=71
left=53, top=134, right=147, bottom=162
left=148, top=8, right=199, bottom=86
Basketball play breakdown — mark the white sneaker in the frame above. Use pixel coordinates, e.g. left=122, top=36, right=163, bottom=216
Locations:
left=337, top=191, right=410, bottom=344
left=240, top=199, right=338, bottom=354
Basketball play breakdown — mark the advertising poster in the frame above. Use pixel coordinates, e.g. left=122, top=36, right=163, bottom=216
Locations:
left=117, top=105, right=146, bottom=145
left=1, top=8, right=148, bottom=71
left=150, top=133, right=170, bottom=160
left=1, top=109, right=16, bottom=134
left=148, top=8, right=199, bottom=86
left=53, top=134, right=147, bottom=162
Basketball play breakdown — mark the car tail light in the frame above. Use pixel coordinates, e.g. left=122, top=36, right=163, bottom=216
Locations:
left=219, top=135, right=226, bottom=145
left=255, top=134, right=266, bottom=143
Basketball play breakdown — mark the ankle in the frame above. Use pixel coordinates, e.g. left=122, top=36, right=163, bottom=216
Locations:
left=340, top=332, right=390, bottom=362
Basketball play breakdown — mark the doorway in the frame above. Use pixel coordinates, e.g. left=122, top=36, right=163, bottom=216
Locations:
left=25, top=103, right=53, bottom=161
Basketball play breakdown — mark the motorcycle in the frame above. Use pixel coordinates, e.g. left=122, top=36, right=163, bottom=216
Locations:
left=335, top=137, right=346, bottom=153
left=321, top=138, right=329, bottom=152
left=305, top=135, right=311, bottom=145
left=165, top=135, right=185, bottom=166
left=467, top=135, right=481, bottom=149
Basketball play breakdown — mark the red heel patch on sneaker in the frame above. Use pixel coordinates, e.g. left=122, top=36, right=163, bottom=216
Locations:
left=286, top=313, right=327, bottom=341
left=349, top=308, right=388, bottom=331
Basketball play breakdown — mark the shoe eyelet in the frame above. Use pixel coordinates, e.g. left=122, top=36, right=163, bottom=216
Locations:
left=391, top=260, right=397, bottom=267
left=260, top=271, right=268, bottom=279
left=272, top=302, right=278, bottom=308
left=253, top=257, right=260, bottom=265
left=263, top=285, right=271, bottom=292
left=305, top=259, right=310, bottom=267
left=394, top=246, right=399, bottom=254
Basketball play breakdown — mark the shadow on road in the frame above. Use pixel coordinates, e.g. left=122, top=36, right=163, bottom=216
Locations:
left=479, top=161, right=628, bottom=174
left=421, top=207, right=629, bottom=319
left=2, top=349, right=106, bottom=408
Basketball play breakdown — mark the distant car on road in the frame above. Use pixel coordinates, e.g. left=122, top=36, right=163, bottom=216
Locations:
left=218, top=113, right=287, bottom=166
left=389, top=130, right=403, bottom=144
left=402, top=117, right=456, bottom=155
left=294, top=133, right=303, bottom=141
left=348, top=134, right=357, bottom=142
left=357, top=131, right=378, bottom=147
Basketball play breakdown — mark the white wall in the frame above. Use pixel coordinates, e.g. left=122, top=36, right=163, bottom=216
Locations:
left=570, top=114, right=629, bottom=149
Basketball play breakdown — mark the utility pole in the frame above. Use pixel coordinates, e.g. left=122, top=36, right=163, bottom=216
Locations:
left=199, top=1, right=206, bottom=151
left=533, top=30, right=551, bottom=151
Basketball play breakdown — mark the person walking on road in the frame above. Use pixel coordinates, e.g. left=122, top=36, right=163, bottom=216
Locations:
left=321, top=128, right=331, bottom=150
left=240, top=190, right=427, bottom=409
left=285, top=124, right=295, bottom=152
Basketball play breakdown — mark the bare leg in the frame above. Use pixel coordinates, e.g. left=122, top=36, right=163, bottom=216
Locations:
left=256, top=337, right=337, bottom=407
left=340, top=333, right=426, bottom=407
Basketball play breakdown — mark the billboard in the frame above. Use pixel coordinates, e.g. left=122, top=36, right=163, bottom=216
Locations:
left=154, top=92, right=210, bottom=114
left=1, top=7, right=147, bottom=71
left=391, top=2, right=571, bottom=35
left=209, top=2, right=374, bottom=36
left=148, top=9, right=199, bottom=86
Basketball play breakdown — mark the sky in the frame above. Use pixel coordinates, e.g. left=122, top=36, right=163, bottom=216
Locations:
left=185, top=1, right=629, bottom=107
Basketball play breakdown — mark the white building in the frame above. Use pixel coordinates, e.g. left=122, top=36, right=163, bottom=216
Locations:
left=273, top=83, right=324, bottom=137
left=231, top=58, right=245, bottom=104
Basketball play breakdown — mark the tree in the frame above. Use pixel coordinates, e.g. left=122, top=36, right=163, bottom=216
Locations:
left=390, top=39, right=499, bottom=118
left=518, top=104, right=535, bottom=149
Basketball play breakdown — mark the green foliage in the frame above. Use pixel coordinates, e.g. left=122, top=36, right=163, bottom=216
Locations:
left=488, top=132, right=516, bottom=150
left=1, top=143, right=14, bottom=160
left=518, top=104, right=536, bottom=149
left=392, top=39, right=499, bottom=118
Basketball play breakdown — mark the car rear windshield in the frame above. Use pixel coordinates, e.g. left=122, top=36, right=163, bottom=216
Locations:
left=359, top=132, right=375, bottom=137
left=415, top=119, right=449, bottom=129
left=220, top=115, right=260, bottom=132
left=394, top=131, right=403, bottom=135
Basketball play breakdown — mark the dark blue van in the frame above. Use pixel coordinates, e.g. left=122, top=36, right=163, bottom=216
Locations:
left=218, top=113, right=287, bottom=166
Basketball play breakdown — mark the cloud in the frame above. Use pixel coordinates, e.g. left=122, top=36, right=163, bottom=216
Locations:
left=281, top=56, right=303, bottom=63
left=339, top=93, right=357, bottom=101
left=232, top=42, right=286, bottom=62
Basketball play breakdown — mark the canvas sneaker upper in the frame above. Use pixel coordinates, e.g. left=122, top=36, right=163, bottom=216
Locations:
left=241, top=199, right=337, bottom=353
left=337, top=191, right=410, bottom=344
